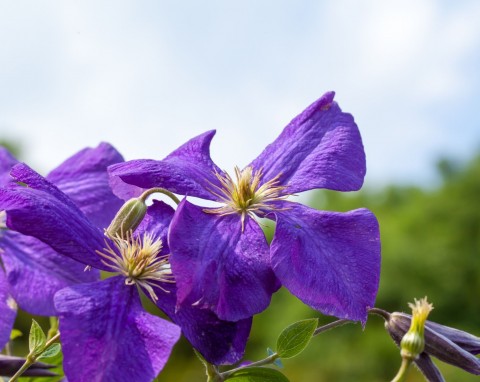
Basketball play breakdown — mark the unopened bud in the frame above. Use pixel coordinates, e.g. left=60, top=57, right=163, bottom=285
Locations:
left=106, top=197, right=147, bottom=238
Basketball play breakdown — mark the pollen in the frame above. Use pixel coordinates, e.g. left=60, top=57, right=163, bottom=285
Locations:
left=206, top=166, right=288, bottom=229
left=96, top=230, right=174, bottom=302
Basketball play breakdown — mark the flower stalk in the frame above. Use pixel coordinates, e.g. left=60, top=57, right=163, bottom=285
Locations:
left=8, top=333, right=60, bottom=382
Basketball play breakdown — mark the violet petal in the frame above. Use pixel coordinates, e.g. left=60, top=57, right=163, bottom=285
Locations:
left=1, top=231, right=99, bottom=316
left=54, top=276, right=180, bottom=382
left=0, top=147, right=18, bottom=187
left=249, top=92, right=366, bottom=193
left=0, top=165, right=109, bottom=270
left=271, top=202, right=380, bottom=323
left=414, top=353, right=446, bottom=382
left=169, top=199, right=278, bottom=321
left=153, top=283, right=252, bottom=365
left=136, top=200, right=175, bottom=254
left=109, top=130, right=225, bottom=200
left=0, top=268, right=16, bottom=351
left=47, top=142, right=124, bottom=229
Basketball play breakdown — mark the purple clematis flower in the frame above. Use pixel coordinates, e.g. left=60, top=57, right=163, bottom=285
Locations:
left=0, top=143, right=123, bottom=351
left=0, top=162, right=252, bottom=380
left=109, top=91, right=381, bottom=323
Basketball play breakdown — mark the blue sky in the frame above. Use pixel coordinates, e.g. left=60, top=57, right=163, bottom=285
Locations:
left=1, top=0, right=479, bottom=188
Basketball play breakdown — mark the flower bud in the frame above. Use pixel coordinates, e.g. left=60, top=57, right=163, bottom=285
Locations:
left=106, top=197, right=147, bottom=238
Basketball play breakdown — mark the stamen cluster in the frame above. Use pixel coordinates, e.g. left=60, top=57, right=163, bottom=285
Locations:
left=96, top=230, right=174, bottom=302
left=207, top=166, right=288, bottom=228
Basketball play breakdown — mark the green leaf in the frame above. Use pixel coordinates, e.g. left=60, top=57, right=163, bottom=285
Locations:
left=38, top=343, right=61, bottom=359
left=225, top=367, right=290, bottom=381
left=29, top=319, right=47, bottom=354
left=10, top=328, right=23, bottom=340
left=276, top=318, right=318, bottom=359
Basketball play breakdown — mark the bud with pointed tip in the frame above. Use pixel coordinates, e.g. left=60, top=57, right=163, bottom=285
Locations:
left=106, top=197, right=147, bottom=238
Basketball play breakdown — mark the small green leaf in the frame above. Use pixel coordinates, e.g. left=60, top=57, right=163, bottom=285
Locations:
left=225, top=367, right=289, bottom=381
left=276, top=318, right=318, bottom=359
left=10, top=328, right=23, bottom=340
left=39, top=343, right=61, bottom=359
left=29, top=319, right=47, bottom=354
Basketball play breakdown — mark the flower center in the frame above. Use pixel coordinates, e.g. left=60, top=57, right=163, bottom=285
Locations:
left=96, top=230, right=174, bottom=302
left=206, top=166, right=288, bottom=229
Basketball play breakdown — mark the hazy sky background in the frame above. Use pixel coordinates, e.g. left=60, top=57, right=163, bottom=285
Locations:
left=1, top=0, right=479, bottom=188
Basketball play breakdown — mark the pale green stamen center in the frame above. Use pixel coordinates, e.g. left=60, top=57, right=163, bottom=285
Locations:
left=96, top=230, right=174, bottom=302
left=206, top=166, right=288, bottom=229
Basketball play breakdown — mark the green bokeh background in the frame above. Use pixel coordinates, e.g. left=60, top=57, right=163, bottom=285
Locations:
left=2, top=142, right=479, bottom=381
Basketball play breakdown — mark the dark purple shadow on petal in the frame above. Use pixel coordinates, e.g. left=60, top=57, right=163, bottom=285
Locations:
left=249, top=92, right=366, bottom=193
left=136, top=200, right=175, bottom=253
left=109, top=130, right=225, bottom=201
left=54, top=276, right=180, bottom=382
left=271, top=202, right=380, bottom=324
left=0, top=268, right=16, bottom=351
left=47, top=142, right=124, bottom=229
left=425, top=319, right=480, bottom=355
left=152, top=283, right=252, bottom=365
left=1, top=231, right=99, bottom=316
left=0, top=147, right=18, bottom=187
left=169, top=200, right=278, bottom=321
left=0, top=165, right=109, bottom=270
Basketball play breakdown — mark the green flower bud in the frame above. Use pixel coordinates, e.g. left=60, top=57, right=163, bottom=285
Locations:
left=106, top=197, right=147, bottom=238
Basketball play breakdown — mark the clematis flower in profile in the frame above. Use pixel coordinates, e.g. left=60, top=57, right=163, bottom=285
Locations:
left=0, top=163, right=252, bottom=381
left=374, top=302, right=480, bottom=382
left=0, top=143, right=124, bottom=351
left=109, top=91, right=381, bottom=323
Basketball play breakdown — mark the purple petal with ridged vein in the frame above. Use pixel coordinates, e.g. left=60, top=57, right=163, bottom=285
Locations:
left=109, top=130, right=224, bottom=201
left=47, top=142, right=124, bottom=229
left=0, top=231, right=99, bottom=316
left=0, top=165, right=109, bottom=270
left=135, top=201, right=251, bottom=364
left=54, top=276, right=180, bottom=382
left=169, top=199, right=279, bottom=321
left=152, top=283, right=252, bottom=365
left=0, top=268, right=16, bottom=351
left=271, top=202, right=380, bottom=323
left=249, top=92, right=366, bottom=193
left=0, top=147, right=18, bottom=187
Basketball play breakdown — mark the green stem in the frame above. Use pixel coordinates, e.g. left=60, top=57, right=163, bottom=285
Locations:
left=391, top=358, right=412, bottom=382
left=220, top=319, right=352, bottom=380
left=313, top=319, right=352, bottom=336
left=139, top=187, right=181, bottom=205
left=220, top=353, right=279, bottom=379
left=8, top=333, right=61, bottom=382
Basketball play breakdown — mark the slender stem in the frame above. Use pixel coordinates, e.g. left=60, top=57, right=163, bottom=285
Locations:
left=220, top=319, right=352, bottom=380
left=313, top=319, right=352, bottom=336
left=220, top=353, right=278, bottom=379
left=368, top=307, right=391, bottom=321
left=391, top=358, right=412, bottom=382
left=8, top=333, right=61, bottom=382
left=139, top=187, right=181, bottom=205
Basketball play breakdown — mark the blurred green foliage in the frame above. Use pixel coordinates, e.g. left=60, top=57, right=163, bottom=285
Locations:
left=3, top=144, right=479, bottom=381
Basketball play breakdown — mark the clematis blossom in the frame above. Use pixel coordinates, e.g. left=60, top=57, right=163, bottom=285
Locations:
left=109, top=91, right=381, bottom=323
left=0, top=162, right=251, bottom=380
left=0, top=143, right=123, bottom=352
